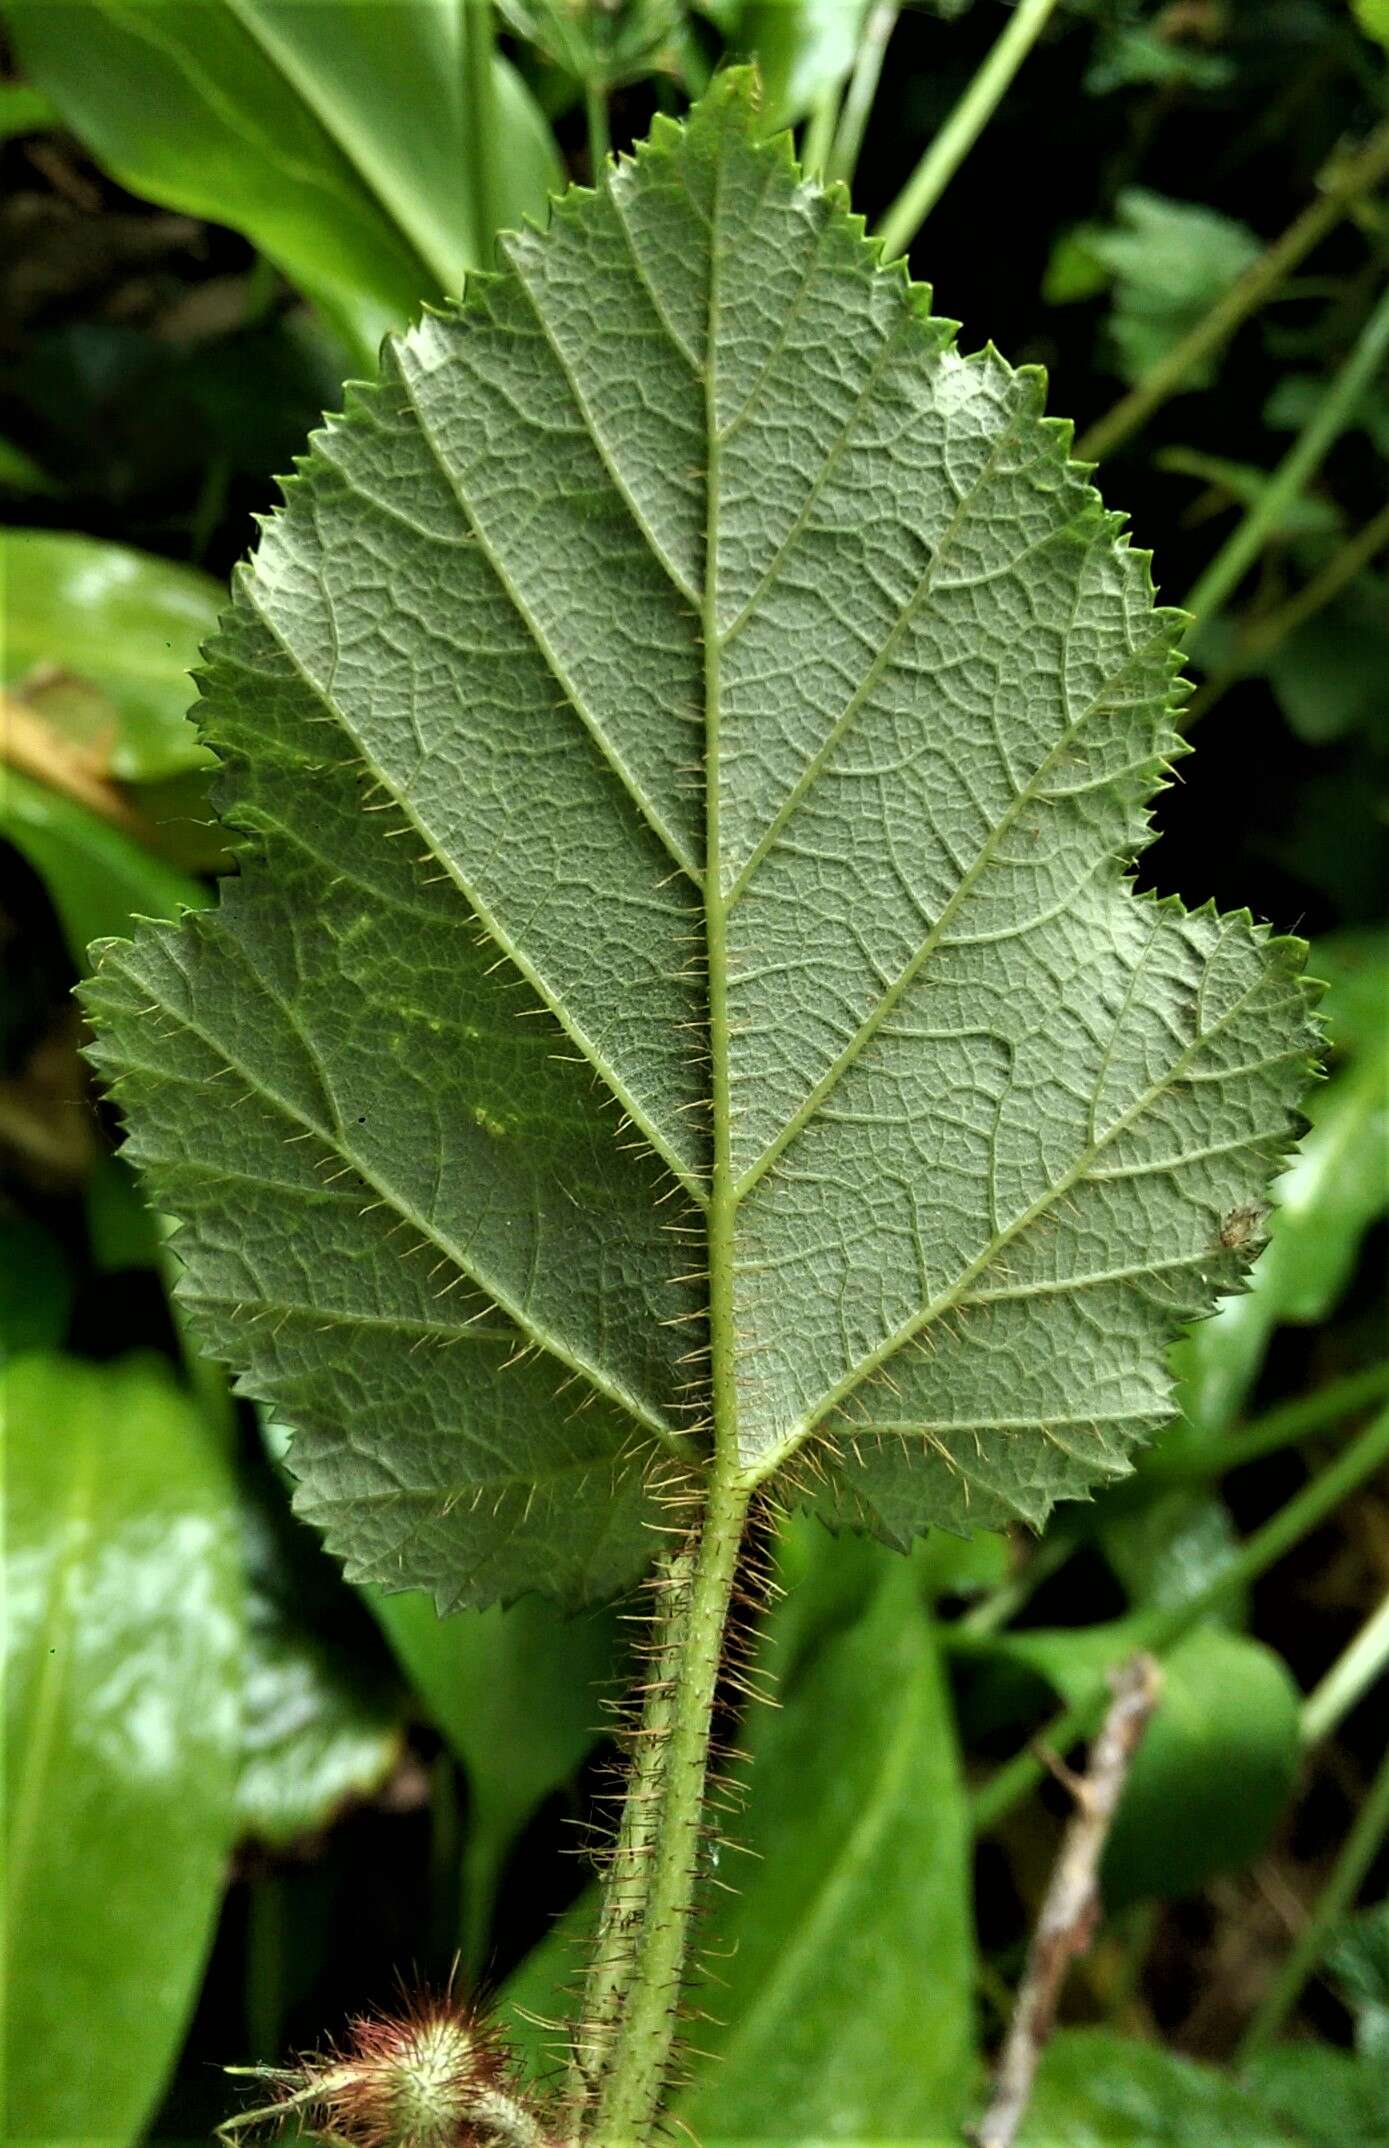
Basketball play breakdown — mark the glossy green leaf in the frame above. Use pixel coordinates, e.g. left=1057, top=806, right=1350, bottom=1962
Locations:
left=1020, top=2030, right=1297, bottom=2146
left=4, top=0, right=563, bottom=363
left=678, top=1545, right=975, bottom=2140
left=83, top=75, right=1316, bottom=1617
left=368, top=1585, right=617, bottom=1966
left=736, top=0, right=872, bottom=128
left=3, top=1351, right=242, bottom=2145
left=977, top=1620, right=1301, bottom=1905
left=1176, top=933, right=1387, bottom=1436
left=239, top=1458, right=404, bottom=1847
left=1, top=529, right=220, bottom=780
left=0, top=764, right=205, bottom=964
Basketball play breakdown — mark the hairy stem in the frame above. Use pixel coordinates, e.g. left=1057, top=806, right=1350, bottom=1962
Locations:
left=874, top=0, right=1064, bottom=258
left=1078, top=120, right=1389, bottom=463
left=801, top=82, right=842, bottom=179
left=588, top=1461, right=752, bottom=2146
left=969, top=1401, right=1389, bottom=1833
left=568, top=1546, right=694, bottom=2116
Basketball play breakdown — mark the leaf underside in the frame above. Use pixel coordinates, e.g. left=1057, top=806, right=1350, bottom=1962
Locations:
left=82, top=72, right=1318, bottom=1612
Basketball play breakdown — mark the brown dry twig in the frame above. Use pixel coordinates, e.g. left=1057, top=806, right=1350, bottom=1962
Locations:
left=972, top=1652, right=1164, bottom=2148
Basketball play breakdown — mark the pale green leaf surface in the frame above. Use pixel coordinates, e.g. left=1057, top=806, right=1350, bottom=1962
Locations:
left=84, top=76, right=1316, bottom=1613
left=3, top=1351, right=242, bottom=2144
left=3, top=0, right=562, bottom=361
left=1, top=528, right=220, bottom=779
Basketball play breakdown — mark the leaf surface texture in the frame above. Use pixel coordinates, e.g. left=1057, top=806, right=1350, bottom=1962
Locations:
left=84, top=75, right=1317, bottom=1608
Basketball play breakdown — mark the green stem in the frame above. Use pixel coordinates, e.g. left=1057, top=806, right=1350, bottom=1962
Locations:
left=1301, top=1588, right=1389, bottom=1749
left=589, top=1462, right=752, bottom=2148
left=826, top=0, right=899, bottom=187
left=568, top=1545, right=693, bottom=2118
left=1185, top=281, right=1389, bottom=627
left=874, top=0, right=1064, bottom=258
left=801, top=82, right=842, bottom=179
left=1142, top=1362, right=1389, bottom=1484
left=1237, top=1736, right=1389, bottom=2061
left=463, top=0, right=500, bottom=260
left=585, top=76, right=611, bottom=177
left=961, top=1364, right=1389, bottom=1641
left=1078, top=120, right=1389, bottom=463
left=971, top=1403, right=1389, bottom=1834
left=1183, top=497, right=1389, bottom=729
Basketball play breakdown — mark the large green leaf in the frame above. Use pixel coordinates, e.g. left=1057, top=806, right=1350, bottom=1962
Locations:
left=3, top=0, right=563, bottom=363
left=3, top=1351, right=242, bottom=2144
left=1, top=529, right=220, bottom=781
left=968, top=1621, right=1301, bottom=1905
left=677, top=1543, right=975, bottom=2140
left=1021, top=2029, right=1297, bottom=2146
left=82, top=74, right=1317, bottom=1615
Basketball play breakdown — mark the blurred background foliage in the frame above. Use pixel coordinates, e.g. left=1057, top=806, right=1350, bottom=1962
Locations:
left=2, top=2, right=1388, bottom=2143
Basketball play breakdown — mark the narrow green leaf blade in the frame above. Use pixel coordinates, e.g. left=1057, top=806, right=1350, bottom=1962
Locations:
left=3, top=1352, right=242, bottom=2145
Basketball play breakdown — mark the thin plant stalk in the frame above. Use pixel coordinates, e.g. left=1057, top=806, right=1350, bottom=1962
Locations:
left=462, top=0, right=500, bottom=258
left=801, top=81, right=843, bottom=178
left=1143, top=1362, right=1389, bottom=1483
left=962, top=1362, right=1389, bottom=1639
left=826, top=0, right=899, bottom=187
left=586, top=77, right=611, bottom=175
left=874, top=0, right=1065, bottom=258
left=971, top=1402, right=1389, bottom=1834
left=1078, top=120, right=1389, bottom=463
left=1184, top=497, right=1389, bottom=728
left=1302, top=1589, right=1389, bottom=1748
left=1185, top=282, right=1389, bottom=627
left=1237, top=1736, right=1389, bottom=2061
